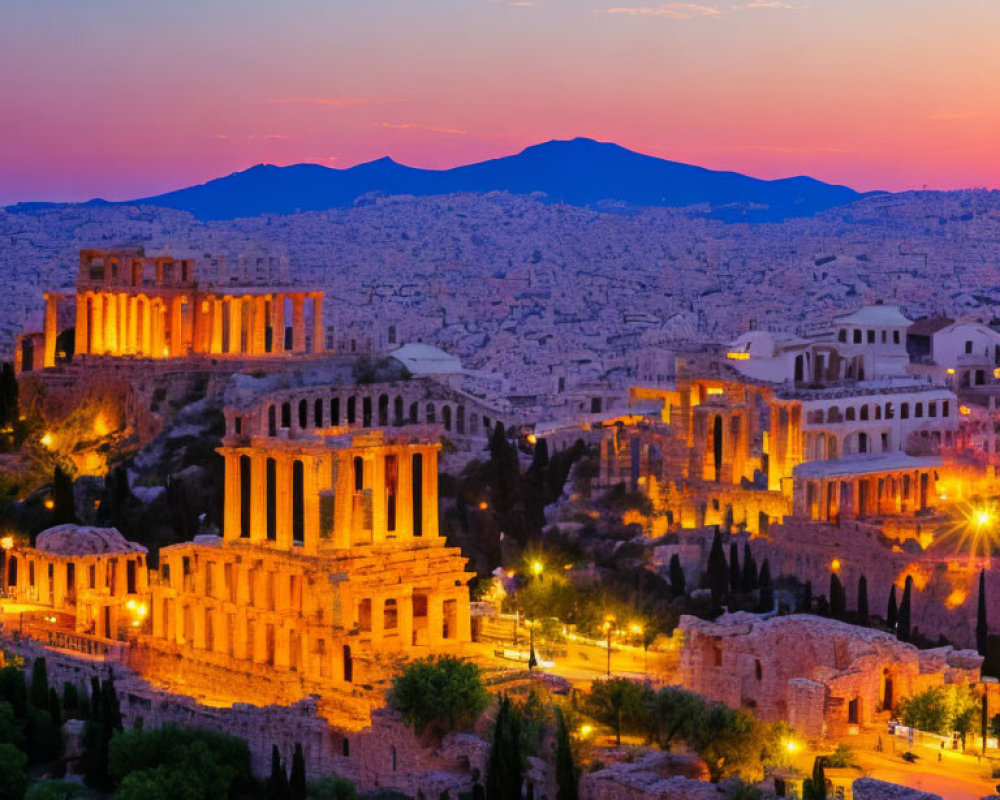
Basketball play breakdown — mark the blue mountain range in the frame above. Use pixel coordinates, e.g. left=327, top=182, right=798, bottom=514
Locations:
left=13, top=138, right=874, bottom=222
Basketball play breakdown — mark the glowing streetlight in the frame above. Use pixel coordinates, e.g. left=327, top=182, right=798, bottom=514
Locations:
left=43, top=499, right=54, bottom=511
left=39, top=432, right=53, bottom=449
left=1, top=536, right=14, bottom=551
left=478, top=501, right=488, bottom=511
left=527, top=433, right=538, bottom=445
left=830, top=558, right=842, bottom=572
left=578, top=724, right=593, bottom=738
left=531, top=560, right=544, bottom=578
left=784, top=738, right=800, bottom=754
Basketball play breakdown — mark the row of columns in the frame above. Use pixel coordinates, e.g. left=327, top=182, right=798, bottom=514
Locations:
left=221, top=445, right=438, bottom=552
left=56, top=290, right=324, bottom=363
left=799, top=469, right=932, bottom=521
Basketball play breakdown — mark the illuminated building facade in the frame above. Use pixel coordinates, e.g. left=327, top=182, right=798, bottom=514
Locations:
left=21, top=248, right=324, bottom=372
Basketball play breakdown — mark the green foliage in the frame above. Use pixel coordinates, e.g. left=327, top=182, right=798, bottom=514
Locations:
left=108, top=725, right=251, bottom=798
left=978, top=569, right=988, bottom=656
left=825, top=744, right=857, bottom=769
left=29, top=658, right=49, bottom=711
left=486, top=696, right=524, bottom=800
left=740, top=542, right=758, bottom=593
left=24, top=707, right=62, bottom=763
left=290, top=743, right=307, bottom=800
left=757, top=559, right=773, bottom=613
left=828, top=573, right=845, bottom=619
left=306, top=777, right=357, bottom=800
left=351, top=356, right=411, bottom=385
left=706, top=529, right=728, bottom=615
left=649, top=687, right=706, bottom=751
left=730, top=783, right=763, bottom=800
left=0, top=742, right=28, bottom=800
left=267, top=745, right=289, bottom=800
left=886, top=585, right=898, bottom=630
left=856, top=575, right=869, bottom=626
left=53, top=468, right=76, bottom=526
left=668, top=554, right=685, bottom=597
left=801, top=756, right=827, bottom=800
left=585, top=679, right=653, bottom=746
left=897, top=576, right=913, bottom=642
left=899, top=686, right=952, bottom=735
left=0, top=702, right=25, bottom=749
left=23, top=781, right=88, bottom=800
left=553, top=707, right=578, bottom=800
left=389, top=656, right=489, bottom=737
left=685, top=703, right=769, bottom=783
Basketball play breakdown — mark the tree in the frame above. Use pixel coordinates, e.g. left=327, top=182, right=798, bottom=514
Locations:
left=668, top=554, right=686, bottom=598
left=978, top=569, right=988, bottom=656
left=857, top=575, right=870, bottom=626
left=268, top=745, right=290, bottom=800
left=650, top=687, right=706, bottom=750
left=553, top=707, right=578, bottom=800
left=0, top=363, right=18, bottom=430
left=952, top=687, right=978, bottom=750
left=800, top=580, right=812, bottom=614
left=29, top=658, right=49, bottom=711
left=829, top=573, right=845, bottom=619
left=24, top=782, right=88, bottom=800
left=290, top=743, right=307, bottom=800
left=686, top=704, right=768, bottom=783
left=886, top=585, right=898, bottom=631
left=52, top=467, right=76, bottom=525
left=758, top=559, right=773, bottom=613
left=897, top=576, right=913, bottom=642
left=801, top=756, right=827, bottom=800
left=306, top=777, right=356, bottom=800
left=389, top=656, right=489, bottom=738
left=486, top=696, right=523, bottom=800
left=729, top=543, right=741, bottom=595
left=707, top=529, right=728, bottom=615
left=899, top=687, right=951, bottom=735
left=0, top=743, right=28, bottom=800
left=586, top=678, right=653, bottom=746
left=740, top=542, right=757, bottom=593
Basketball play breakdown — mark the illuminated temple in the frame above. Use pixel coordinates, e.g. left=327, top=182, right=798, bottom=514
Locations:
left=21, top=247, right=325, bottom=371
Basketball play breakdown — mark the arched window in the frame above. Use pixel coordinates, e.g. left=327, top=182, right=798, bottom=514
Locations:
left=314, top=398, right=324, bottom=428
left=378, top=394, right=389, bottom=427
left=846, top=407, right=856, bottom=422
left=874, top=405, right=882, bottom=420
left=330, top=397, right=340, bottom=426
left=268, top=405, right=277, bottom=436
left=456, top=405, right=465, bottom=434
left=900, top=402, right=909, bottom=419
left=409, top=402, right=418, bottom=424
left=347, top=396, right=356, bottom=425
left=394, top=396, right=404, bottom=425
left=426, top=403, right=436, bottom=424
left=298, top=398, right=308, bottom=429
left=860, top=405, right=869, bottom=421
left=362, top=396, right=372, bottom=427
left=442, top=406, right=452, bottom=432
left=915, top=402, right=923, bottom=418
left=281, top=402, right=291, bottom=428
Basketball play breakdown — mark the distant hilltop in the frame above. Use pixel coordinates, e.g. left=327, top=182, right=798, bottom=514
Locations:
left=9, top=137, right=878, bottom=222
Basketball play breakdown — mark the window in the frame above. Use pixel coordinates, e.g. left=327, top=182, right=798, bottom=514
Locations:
left=860, top=405, right=869, bottom=421
left=915, top=403, right=923, bottom=418
left=901, top=403, right=909, bottom=419
left=838, top=329, right=846, bottom=343
left=881, top=433, right=888, bottom=451
left=881, top=330, right=887, bottom=343
left=846, top=407, right=856, bottom=421
left=298, top=399, right=307, bottom=429
left=354, top=456, right=364, bottom=492
left=867, top=330, right=875, bottom=343
left=943, top=401, right=950, bottom=417
left=281, top=402, right=291, bottom=428
left=929, top=402, right=937, bottom=418
left=893, top=330, right=900, bottom=344
left=966, top=340, right=974, bottom=354
left=853, top=330, right=862, bottom=344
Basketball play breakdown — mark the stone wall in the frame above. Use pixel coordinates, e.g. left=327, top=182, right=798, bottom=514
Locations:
left=2, top=634, right=486, bottom=796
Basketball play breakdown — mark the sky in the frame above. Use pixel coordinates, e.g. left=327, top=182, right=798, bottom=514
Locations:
left=2, top=0, right=999, bottom=205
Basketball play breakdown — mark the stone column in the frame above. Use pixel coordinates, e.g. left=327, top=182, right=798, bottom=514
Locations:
left=75, top=293, right=89, bottom=357
left=170, top=295, right=184, bottom=356
left=292, top=294, right=306, bottom=353
left=424, top=448, right=439, bottom=538
left=210, top=297, right=223, bottom=353
left=250, top=453, right=266, bottom=543
left=228, top=297, right=242, bottom=354
left=371, top=452, right=386, bottom=543
left=272, top=294, right=285, bottom=353
left=105, top=292, right=118, bottom=354
left=397, top=451, right=413, bottom=539
left=91, top=293, right=105, bottom=354
left=118, top=293, right=129, bottom=354
left=223, top=451, right=241, bottom=541
left=455, top=590, right=471, bottom=642
left=43, top=293, right=58, bottom=368
left=333, top=454, right=352, bottom=549
left=140, top=297, right=152, bottom=355
left=370, top=595, right=384, bottom=644
left=275, top=455, right=293, bottom=550
left=302, top=455, right=320, bottom=555
left=253, top=296, right=267, bottom=355
left=312, top=293, right=324, bottom=354
left=127, top=295, right=138, bottom=353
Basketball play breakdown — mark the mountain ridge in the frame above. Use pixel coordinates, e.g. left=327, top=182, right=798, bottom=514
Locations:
left=7, top=137, right=879, bottom=222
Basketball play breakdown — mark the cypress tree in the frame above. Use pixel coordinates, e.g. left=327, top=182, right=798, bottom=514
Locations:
left=30, top=657, right=50, bottom=710
left=554, top=707, right=578, bottom=800
left=707, top=528, right=728, bottom=614
left=740, top=539, right=757, bottom=594
left=48, top=687, right=62, bottom=726
left=758, top=559, right=773, bottom=613
left=829, top=573, right=845, bottom=619
left=729, top=542, right=740, bottom=595
left=53, top=466, right=76, bottom=525
left=62, top=683, right=79, bottom=715
left=0, top=362, right=17, bottom=428
left=887, top=585, right=898, bottom=630
left=802, top=756, right=827, bottom=800
left=268, top=745, right=289, bottom=800
left=487, top=696, right=523, bottom=800
left=801, top=580, right=813, bottom=614
left=290, top=742, right=307, bottom=800
left=668, top=554, right=686, bottom=598
left=857, top=575, right=870, bottom=626
left=978, top=569, right=989, bottom=656
left=897, top=576, right=913, bottom=643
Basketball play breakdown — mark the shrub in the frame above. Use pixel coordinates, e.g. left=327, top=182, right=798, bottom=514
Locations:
left=389, top=656, right=489, bottom=737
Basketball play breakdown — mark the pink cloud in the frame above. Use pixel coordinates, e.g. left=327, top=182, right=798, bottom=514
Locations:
left=605, top=3, right=721, bottom=18
left=379, top=122, right=469, bottom=136
left=267, top=97, right=404, bottom=107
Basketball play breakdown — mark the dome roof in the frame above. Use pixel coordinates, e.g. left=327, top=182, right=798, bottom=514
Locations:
left=35, top=524, right=146, bottom=556
left=835, top=305, right=911, bottom=327
left=387, top=343, right=464, bottom=375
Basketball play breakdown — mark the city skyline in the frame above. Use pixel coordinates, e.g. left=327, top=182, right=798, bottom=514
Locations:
left=2, top=0, right=1000, bottom=205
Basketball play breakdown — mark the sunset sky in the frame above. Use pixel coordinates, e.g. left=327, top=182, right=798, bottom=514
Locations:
left=2, top=0, right=999, bottom=205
